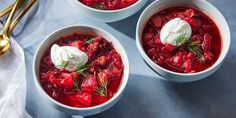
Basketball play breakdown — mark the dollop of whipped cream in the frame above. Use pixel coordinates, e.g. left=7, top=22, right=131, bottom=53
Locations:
left=50, top=44, right=88, bottom=71
left=160, top=18, right=192, bottom=46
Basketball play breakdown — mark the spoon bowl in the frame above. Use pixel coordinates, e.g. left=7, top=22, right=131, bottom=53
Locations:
left=0, top=0, right=22, bottom=57
left=0, top=34, right=11, bottom=56
left=0, top=0, right=38, bottom=57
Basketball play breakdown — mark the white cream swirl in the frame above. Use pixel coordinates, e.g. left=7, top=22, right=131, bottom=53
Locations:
left=50, top=44, right=88, bottom=71
left=160, top=18, right=192, bottom=46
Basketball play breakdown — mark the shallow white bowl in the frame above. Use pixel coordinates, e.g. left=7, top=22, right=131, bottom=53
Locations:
left=33, top=25, right=129, bottom=116
left=136, top=0, right=231, bottom=82
left=69, top=0, right=147, bottom=22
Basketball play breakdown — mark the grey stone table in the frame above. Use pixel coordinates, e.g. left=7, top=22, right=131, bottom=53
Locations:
left=12, top=0, right=236, bottom=118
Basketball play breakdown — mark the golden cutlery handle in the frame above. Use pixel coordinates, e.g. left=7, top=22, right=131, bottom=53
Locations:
left=2, top=0, right=23, bottom=36
left=9, top=0, right=38, bottom=35
left=0, top=4, right=14, bottom=18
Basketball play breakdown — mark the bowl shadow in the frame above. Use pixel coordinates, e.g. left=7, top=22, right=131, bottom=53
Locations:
left=87, top=60, right=236, bottom=118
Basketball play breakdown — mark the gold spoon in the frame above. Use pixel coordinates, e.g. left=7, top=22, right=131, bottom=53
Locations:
left=0, top=0, right=38, bottom=56
left=0, top=4, right=14, bottom=18
left=9, top=0, right=38, bottom=34
left=0, top=0, right=22, bottom=56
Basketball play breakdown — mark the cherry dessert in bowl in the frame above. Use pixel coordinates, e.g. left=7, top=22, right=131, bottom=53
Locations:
left=33, top=25, right=129, bottom=115
left=136, top=0, right=230, bottom=82
left=79, top=0, right=138, bottom=10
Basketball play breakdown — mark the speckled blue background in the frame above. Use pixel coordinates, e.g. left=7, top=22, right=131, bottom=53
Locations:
left=10, top=0, right=236, bottom=117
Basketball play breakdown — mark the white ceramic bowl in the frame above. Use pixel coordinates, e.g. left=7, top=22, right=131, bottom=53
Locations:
left=33, top=25, right=129, bottom=116
left=69, top=0, right=147, bottom=22
left=136, top=0, right=231, bottom=82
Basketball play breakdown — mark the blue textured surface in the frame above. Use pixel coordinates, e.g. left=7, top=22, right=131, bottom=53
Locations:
left=12, top=0, right=236, bottom=117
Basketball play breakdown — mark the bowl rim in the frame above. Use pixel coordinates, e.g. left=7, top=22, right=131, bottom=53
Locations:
left=33, top=25, right=130, bottom=111
left=136, top=0, right=231, bottom=77
left=71, top=0, right=143, bottom=13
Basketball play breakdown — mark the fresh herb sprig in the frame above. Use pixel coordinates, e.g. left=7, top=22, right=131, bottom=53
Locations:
left=176, top=33, right=190, bottom=46
left=57, top=60, right=69, bottom=69
left=187, top=46, right=205, bottom=62
left=75, top=64, right=91, bottom=77
left=73, top=77, right=80, bottom=91
left=93, top=3, right=107, bottom=10
left=85, top=37, right=97, bottom=44
left=72, top=65, right=91, bottom=91
left=96, top=74, right=108, bottom=96
left=96, top=86, right=107, bottom=96
left=176, top=33, right=205, bottom=63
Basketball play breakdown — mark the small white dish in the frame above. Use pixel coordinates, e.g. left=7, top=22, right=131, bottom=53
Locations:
left=69, top=0, right=147, bottom=22
left=136, top=0, right=231, bottom=82
left=33, top=25, right=129, bottom=116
